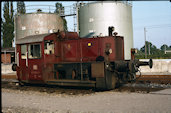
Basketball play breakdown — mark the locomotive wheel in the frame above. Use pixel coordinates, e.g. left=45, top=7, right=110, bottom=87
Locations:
left=18, top=81, right=25, bottom=87
left=12, top=64, right=17, bottom=71
left=18, top=80, right=29, bottom=87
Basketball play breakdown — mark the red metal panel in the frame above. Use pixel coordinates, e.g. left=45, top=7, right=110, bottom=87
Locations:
left=28, top=58, right=43, bottom=81
left=100, top=37, right=116, bottom=61
left=79, top=36, right=124, bottom=62
left=81, top=38, right=99, bottom=62
left=115, top=36, right=124, bottom=60
left=44, top=34, right=56, bottom=40
left=99, top=36, right=124, bottom=61
left=61, top=40, right=79, bottom=62
left=60, top=32, right=79, bottom=39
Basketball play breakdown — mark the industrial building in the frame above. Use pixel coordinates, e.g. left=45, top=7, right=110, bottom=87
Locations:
left=1, top=47, right=15, bottom=64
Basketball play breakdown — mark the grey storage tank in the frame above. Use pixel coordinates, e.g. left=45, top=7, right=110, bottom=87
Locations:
left=14, top=10, right=64, bottom=41
left=78, top=1, right=133, bottom=60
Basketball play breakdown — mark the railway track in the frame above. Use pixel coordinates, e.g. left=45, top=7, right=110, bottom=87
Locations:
left=1, top=79, right=95, bottom=95
left=2, top=74, right=171, bottom=84
left=136, top=75, right=171, bottom=84
left=2, top=74, right=171, bottom=94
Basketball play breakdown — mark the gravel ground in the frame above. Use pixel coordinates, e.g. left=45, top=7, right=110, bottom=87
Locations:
left=2, top=87, right=171, bottom=113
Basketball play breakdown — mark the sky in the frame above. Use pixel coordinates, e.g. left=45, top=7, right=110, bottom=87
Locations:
left=1, top=1, right=171, bottom=49
left=132, top=1, right=171, bottom=49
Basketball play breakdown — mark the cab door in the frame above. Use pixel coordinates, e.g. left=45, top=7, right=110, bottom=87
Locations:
left=43, top=40, right=55, bottom=81
left=27, top=43, right=43, bottom=81
left=18, top=44, right=29, bottom=82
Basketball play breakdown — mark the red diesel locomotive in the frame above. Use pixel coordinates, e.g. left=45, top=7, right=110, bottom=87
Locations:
left=12, top=28, right=152, bottom=90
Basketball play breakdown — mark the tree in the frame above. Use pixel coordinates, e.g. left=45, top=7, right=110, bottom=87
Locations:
left=160, top=44, right=168, bottom=52
left=63, top=18, right=67, bottom=31
left=140, top=41, right=159, bottom=55
left=136, top=41, right=171, bottom=59
left=54, top=3, right=64, bottom=15
left=17, top=1, right=26, bottom=14
left=2, top=1, right=14, bottom=48
left=54, top=2, right=68, bottom=31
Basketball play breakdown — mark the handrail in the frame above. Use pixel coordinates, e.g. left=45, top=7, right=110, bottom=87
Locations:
left=14, top=4, right=77, bottom=17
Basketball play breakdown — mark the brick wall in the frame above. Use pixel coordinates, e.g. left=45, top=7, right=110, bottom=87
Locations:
left=1, top=53, right=11, bottom=64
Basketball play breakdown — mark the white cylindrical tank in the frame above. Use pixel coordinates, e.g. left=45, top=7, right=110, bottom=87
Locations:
left=78, top=1, right=133, bottom=60
left=15, top=12, right=64, bottom=41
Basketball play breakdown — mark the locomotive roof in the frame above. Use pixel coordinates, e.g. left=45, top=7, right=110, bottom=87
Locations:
left=16, top=33, right=52, bottom=44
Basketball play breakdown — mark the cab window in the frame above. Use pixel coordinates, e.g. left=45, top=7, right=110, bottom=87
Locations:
left=44, top=40, right=54, bottom=55
left=28, top=44, right=41, bottom=59
left=21, top=45, right=27, bottom=59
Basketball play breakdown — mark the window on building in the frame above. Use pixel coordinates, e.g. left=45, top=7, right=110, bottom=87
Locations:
left=21, top=45, right=27, bottom=59
left=44, top=40, right=54, bottom=55
left=28, top=44, right=41, bottom=59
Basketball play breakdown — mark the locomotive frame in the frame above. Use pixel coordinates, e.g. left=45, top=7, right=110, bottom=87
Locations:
left=12, top=29, right=152, bottom=90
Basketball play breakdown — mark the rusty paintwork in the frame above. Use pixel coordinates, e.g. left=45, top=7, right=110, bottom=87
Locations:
left=16, top=31, right=151, bottom=90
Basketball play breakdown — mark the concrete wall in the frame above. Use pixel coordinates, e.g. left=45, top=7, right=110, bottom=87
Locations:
left=138, top=59, right=171, bottom=75
left=1, top=64, right=16, bottom=74
left=1, top=59, right=171, bottom=75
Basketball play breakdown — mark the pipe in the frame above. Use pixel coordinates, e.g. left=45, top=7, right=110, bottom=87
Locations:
left=137, top=59, right=153, bottom=69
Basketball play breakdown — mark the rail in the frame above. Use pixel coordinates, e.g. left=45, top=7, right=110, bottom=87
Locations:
left=14, top=1, right=132, bottom=16
left=14, top=4, right=77, bottom=17
left=78, top=1, right=132, bottom=7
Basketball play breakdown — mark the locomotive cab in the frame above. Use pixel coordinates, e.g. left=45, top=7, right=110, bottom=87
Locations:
left=15, top=34, right=51, bottom=84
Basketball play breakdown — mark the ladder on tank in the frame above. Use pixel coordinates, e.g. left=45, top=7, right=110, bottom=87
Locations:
left=59, top=3, right=78, bottom=32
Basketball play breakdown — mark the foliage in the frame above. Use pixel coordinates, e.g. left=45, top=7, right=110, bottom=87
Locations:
left=54, top=3, right=64, bottom=15
left=54, top=2, right=68, bottom=31
left=2, top=2, right=14, bottom=48
left=140, top=41, right=158, bottom=55
left=135, top=41, right=171, bottom=59
left=17, top=1, right=26, bottom=14
left=63, top=18, right=68, bottom=31
left=160, top=44, right=169, bottom=52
